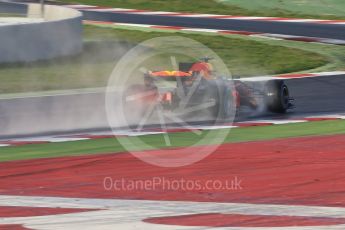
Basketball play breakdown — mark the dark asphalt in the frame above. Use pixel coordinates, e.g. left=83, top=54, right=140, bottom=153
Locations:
left=1, top=1, right=345, bottom=40
left=286, top=75, right=345, bottom=115
left=82, top=11, right=345, bottom=40
left=1, top=74, right=344, bottom=138
left=0, top=1, right=26, bottom=14
left=0, top=91, right=109, bottom=137
left=241, top=74, right=345, bottom=121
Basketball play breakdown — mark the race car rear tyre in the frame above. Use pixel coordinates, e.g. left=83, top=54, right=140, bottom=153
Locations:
left=219, top=87, right=234, bottom=120
left=214, top=84, right=235, bottom=121
left=264, top=80, right=290, bottom=113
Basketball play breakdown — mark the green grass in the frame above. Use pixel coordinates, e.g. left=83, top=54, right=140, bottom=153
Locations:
left=59, top=0, right=345, bottom=19
left=86, top=26, right=329, bottom=77
left=221, top=0, right=345, bottom=19
left=90, top=24, right=345, bottom=74
left=0, top=25, right=331, bottom=94
left=1, top=120, right=345, bottom=162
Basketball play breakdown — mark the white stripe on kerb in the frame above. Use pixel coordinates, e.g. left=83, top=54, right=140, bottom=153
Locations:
left=0, top=195, right=345, bottom=229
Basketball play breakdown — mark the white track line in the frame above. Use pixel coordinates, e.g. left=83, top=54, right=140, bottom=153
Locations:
left=238, top=120, right=307, bottom=125
left=306, top=114, right=345, bottom=119
left=181, top=28, right=220, bottom=33
left=1, top=195, right=345, bottom=229
left=14, top=137, right=89, bottom=143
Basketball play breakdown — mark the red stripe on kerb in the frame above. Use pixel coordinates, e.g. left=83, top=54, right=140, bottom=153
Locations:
left=145, top=213, right=345, bottom=227
left=218, top=30, right=260, bottom=35
left=0, top=225, right=31, bottom=230
left=304, top=117, right=341, bottom=122
left=276, top=73, right=316, bottom=78
left=0, top=206, right=97, bottom=218
left=151, top=25, right=185, bottom=30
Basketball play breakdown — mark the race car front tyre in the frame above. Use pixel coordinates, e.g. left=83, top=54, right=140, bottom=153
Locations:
left=264, top=80, right=290, bottom=113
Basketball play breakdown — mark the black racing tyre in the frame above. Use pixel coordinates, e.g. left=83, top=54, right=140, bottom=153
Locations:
left=207, top=94, right=220, bottom=119
left=265, top=80, right=290, bottom=113
left=219, top=86, right=235, bottom=120
left=212, top=83, right=235, bottom=121
left=200, top=81, right=222, bottom=120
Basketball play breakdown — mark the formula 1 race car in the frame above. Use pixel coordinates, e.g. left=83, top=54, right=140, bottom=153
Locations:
left=123, top=58, right=294, bottom=123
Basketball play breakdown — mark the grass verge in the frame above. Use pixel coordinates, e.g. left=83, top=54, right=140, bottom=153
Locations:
left=0, top=25, right=330, bottom=93
left=89, top=24, right=345, bottom=74
left=1, top=120, right=345, bottom=162
left=59, top=0, right=345, bottom=19
left=220, top=0, right=345, bottom=20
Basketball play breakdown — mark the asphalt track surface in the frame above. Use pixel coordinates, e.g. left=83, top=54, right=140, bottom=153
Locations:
left=0, top=74, right=344, bottom=138
left=82, top=13, right=345, bottom=40
left=1, top=1, right=345, bottom=40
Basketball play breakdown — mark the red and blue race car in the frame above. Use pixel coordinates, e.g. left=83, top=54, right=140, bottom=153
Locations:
left=124, top=58, right=294, bottom=123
